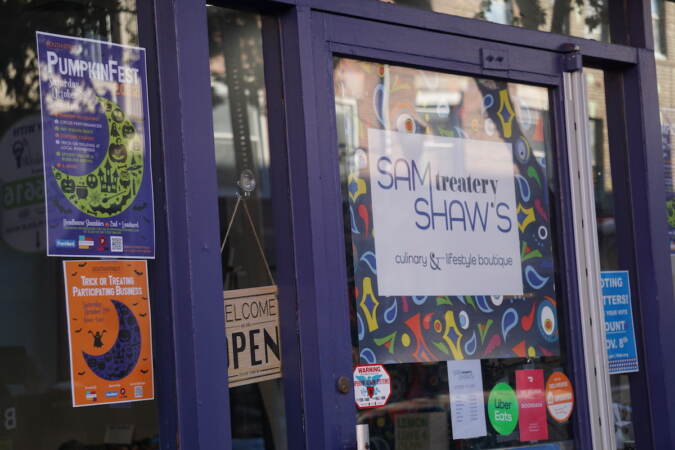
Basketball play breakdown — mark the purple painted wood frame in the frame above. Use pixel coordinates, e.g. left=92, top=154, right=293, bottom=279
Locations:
left=605, top=0, right=675, bottom=447
left=138, top=0, right=675, bottom=448
left=285, top=9, right=595, bottom=448
left=136, top=2, right=180, bottom=448
left=150, top=0, right=231, bottom=448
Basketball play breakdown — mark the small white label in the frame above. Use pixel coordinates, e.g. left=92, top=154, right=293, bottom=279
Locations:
left=356, top=424, right=370, bottom=450
left=110, top=236, right=124, bottom=252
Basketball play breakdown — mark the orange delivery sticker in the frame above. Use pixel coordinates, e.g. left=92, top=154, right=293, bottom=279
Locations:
left=545, top=371, right=574, bottom=423
left=63, top=260, right=154, bottom=407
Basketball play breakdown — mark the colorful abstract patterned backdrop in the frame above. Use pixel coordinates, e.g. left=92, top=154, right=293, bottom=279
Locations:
left=334, top=58, right=561, bottom=364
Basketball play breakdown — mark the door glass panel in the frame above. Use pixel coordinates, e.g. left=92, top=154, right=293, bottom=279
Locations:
left=335, top=58, right=576, bottom=448
left=207, top=6, right=288, bottom=450
left=0, top=3, right=160, bottom=449
left=653, top=0, right=675, bottom=295
left=586, top=68, right=636, bottom=449
left=375, top=0, right=610, bottom=42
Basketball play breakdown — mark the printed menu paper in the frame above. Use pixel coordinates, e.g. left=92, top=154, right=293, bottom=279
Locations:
left=447, top=359, right=487, bottom=439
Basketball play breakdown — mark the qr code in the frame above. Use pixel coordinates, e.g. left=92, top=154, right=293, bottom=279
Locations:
left=110, top=236, right=124, bottom=252
left=134, top=386, right=143, bottom=398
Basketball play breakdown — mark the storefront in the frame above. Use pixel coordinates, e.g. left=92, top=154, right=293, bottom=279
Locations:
left=1, top=0, right=674, bottom=449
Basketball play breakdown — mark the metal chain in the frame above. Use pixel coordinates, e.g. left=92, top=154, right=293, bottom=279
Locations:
left=220, top=194, right=275, bottom=285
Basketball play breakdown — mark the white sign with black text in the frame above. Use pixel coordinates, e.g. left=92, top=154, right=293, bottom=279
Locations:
left=368, top=129, right=523, bottom=296
left=447, top=359, right=487, bottom=439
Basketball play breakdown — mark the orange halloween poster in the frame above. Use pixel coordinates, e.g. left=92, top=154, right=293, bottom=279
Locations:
left=63, top=260, right=154, bottom=407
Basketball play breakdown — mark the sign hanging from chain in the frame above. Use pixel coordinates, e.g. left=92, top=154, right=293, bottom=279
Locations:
left=222, top=174, right=281, bottom=387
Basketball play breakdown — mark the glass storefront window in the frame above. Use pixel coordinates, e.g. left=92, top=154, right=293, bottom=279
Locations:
left=207, top=6, right=288, bottom=450
left=376, top=0, right=610, bottom=42
left=653, top=0, right=675, bottom=293
left=585, top=68, right=636, bottom=449
left=0, top=2, right=160, bottom=449
left=335, top=58, right=576, bottom=448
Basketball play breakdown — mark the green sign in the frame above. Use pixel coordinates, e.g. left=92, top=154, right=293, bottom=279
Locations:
left=487, top=382, right=519, bottom=435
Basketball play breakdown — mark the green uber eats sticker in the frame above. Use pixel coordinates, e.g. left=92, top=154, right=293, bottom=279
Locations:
left=488, top=382, right=519, bottom=435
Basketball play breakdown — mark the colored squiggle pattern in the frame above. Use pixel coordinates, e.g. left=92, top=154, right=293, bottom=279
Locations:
left=336, top=60, right=560, bottom=363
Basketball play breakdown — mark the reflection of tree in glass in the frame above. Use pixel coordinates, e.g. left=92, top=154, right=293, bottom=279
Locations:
left=207, top=8, right=264, bottom=109
left=478, top=0, right=607, bottom=34
left=0, top=0, right=137, bottom=117
left=389, top=0, right=607, bottom=38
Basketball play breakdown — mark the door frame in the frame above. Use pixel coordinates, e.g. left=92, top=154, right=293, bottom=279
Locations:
left=143, top=0, right=675, bottom=448
left=287, top=8, right=606, bottom=448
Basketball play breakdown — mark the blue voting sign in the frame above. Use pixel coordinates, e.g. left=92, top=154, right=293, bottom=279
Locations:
left=601, top=271, right=639, bottom=374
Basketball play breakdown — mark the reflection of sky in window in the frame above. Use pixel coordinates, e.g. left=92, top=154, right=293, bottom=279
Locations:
left=483, top=0, right=512, bottom=25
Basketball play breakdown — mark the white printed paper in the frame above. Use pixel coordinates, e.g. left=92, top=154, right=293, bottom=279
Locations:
left=368, top=129, right=523, bottom=296
left=447, top=359, right=487, bottom=439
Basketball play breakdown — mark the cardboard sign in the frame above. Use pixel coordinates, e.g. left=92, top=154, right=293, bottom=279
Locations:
left=367, top=129, right=522, bottom=296
left=394, top=412, right=448, bottom=450
left=63, top=260, right=154, bottom=407
left=353, top=364, right=391, bottom=409
left=545, top=372, right=574, bottom=423
left=447, top=360, right=487, bottom=439
left=224, top=286, right=282, bottom=387
left=601, top=271, right=639, bottom=374
left=36, top=32, right=155, bottom=258
left=516, top=369, right=548, bottom=441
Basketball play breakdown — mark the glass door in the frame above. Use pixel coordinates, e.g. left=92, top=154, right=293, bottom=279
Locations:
left=301, top=11, right=613, bottom=450
left=336, top=58, right=574, bottom=449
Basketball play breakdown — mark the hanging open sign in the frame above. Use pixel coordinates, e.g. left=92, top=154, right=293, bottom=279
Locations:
left=224, top=285, right=282, bottom=387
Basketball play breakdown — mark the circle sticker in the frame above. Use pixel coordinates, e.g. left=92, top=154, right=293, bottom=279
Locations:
left=546, top=371, right=574, bottom=423
left=353, top=364, right=391, bottom=409
left=0, top=114, right=45, bottom=253
left=487, top=382, right=519, bottom=435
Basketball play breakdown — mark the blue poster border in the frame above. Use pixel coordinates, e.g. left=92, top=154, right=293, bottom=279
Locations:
left=36, top=31, right=156, bottom=259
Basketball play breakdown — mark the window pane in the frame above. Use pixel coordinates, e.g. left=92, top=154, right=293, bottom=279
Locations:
left=654, top=0, right=675, bottom=296
left=207, top=6, right=288, bottom=449
left=585, top=68, right=636, bottom=449
left=336, top=58, right=576, bottom=448
left=377, top=0, right=610, bottom=42
left=0, top=2, right=160, bottom=449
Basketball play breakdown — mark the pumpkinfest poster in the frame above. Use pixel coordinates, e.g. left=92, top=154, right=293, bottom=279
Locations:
left=63, top=259, right=154, bottom=407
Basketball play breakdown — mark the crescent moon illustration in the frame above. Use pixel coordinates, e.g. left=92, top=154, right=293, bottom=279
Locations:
left=51, top=96, right=144, bottom=218
left=83, top=300, right=141, bottom=381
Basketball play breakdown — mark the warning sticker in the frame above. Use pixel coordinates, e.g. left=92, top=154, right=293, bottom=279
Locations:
left=546, top=371, right=574, bottom=423
left=353, top=364, right=391, bottom=409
